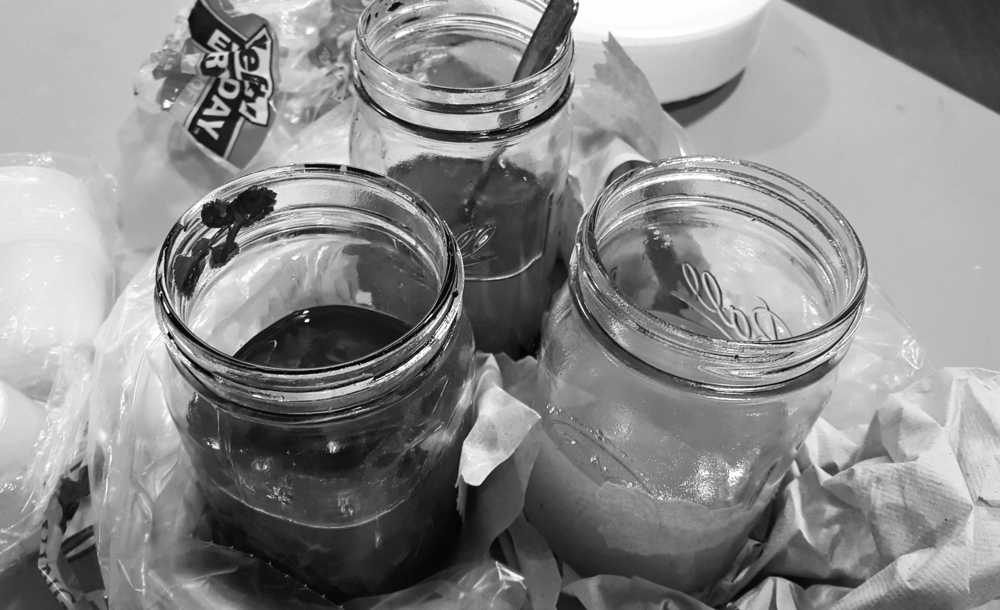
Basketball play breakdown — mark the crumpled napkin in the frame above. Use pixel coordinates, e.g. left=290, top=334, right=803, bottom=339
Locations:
left=725, top=366, right=1000, bottom=610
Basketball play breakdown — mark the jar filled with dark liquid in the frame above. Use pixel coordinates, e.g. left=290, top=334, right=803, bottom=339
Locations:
left=350, top=0, right=574, bottom=358
left=154, top=165, right=476, bottom=600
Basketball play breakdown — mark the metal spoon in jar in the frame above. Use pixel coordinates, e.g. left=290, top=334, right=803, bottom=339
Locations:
left=462, top=0, right=579, bottom=218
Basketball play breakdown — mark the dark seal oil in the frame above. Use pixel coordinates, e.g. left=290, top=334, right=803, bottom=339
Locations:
left=183, top=304, right=474, bottom=600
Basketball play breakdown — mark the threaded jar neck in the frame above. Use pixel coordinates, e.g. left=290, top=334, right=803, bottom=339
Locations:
left=154, top=164, right=464, bottom=416
left=571, top=156, right=868, bottom=390
left=352, top=0, right=574, bottom=135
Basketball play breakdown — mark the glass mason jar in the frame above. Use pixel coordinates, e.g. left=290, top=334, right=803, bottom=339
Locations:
left=154, top=165, right=477, bottom=600
left=524, top=158, right=868, bottom=598
left=350, top=0, right=574, bottom=358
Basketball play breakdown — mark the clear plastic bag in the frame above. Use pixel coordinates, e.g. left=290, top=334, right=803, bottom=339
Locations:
left=0, top=153, right=118, bottom=571
left=117, top=0, right=366, bottom=263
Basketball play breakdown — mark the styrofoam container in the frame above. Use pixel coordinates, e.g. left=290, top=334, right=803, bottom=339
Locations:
left=573, top=0, right=773, bottom=103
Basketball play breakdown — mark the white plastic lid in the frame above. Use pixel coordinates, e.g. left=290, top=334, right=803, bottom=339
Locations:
left=573, top=0, right=773, bottom=103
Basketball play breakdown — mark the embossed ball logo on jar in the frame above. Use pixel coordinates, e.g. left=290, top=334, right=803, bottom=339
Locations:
left=454, top=223, right=497, bottom=267
left=676, top=263, right=792, bottom=342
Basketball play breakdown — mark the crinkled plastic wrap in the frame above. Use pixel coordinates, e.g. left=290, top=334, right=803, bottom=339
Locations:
left=0, top=153, right=117, bottom=570
left=118, top=0, right=366, bottom=264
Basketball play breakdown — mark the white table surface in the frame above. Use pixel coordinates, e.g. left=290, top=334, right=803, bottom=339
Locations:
left=0, top=0, right=998, bottom=603
left=678, top=3, right=1000, bottom=368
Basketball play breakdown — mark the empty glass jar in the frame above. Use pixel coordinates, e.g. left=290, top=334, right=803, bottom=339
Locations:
left=154, top=165, right=476, bottom=600
left=524, top=157, right=868, bottom=597
left=350, top=0, right=574, bottom=358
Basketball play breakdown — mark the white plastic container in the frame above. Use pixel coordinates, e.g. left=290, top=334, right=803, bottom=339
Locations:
left=573, top=0, right=773, bottom=103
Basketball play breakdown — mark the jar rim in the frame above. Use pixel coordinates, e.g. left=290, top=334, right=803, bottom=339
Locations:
left=354, top=0, right=573, bottom=96
left=351, top=0, right=575, bottom=133
left=155, top=164, right=464, bottom=407
left=575, top=156, right=869, bottom=386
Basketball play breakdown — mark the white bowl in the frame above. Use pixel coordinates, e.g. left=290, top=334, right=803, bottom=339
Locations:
left=573, top=0, right=773, bottom=103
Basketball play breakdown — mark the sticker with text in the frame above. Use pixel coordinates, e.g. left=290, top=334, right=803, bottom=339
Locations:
left=184, top=0, right=278, bottom=168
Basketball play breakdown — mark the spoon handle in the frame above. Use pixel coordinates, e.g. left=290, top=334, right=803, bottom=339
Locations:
left=514, top=0, right=579, bottom=80
left=462, top=0, right=578, bottom=225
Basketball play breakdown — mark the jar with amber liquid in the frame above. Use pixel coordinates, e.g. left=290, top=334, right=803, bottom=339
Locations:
left=525, top=158, right=868, bottom=598
left=350, top=0, right=574, bottom=358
